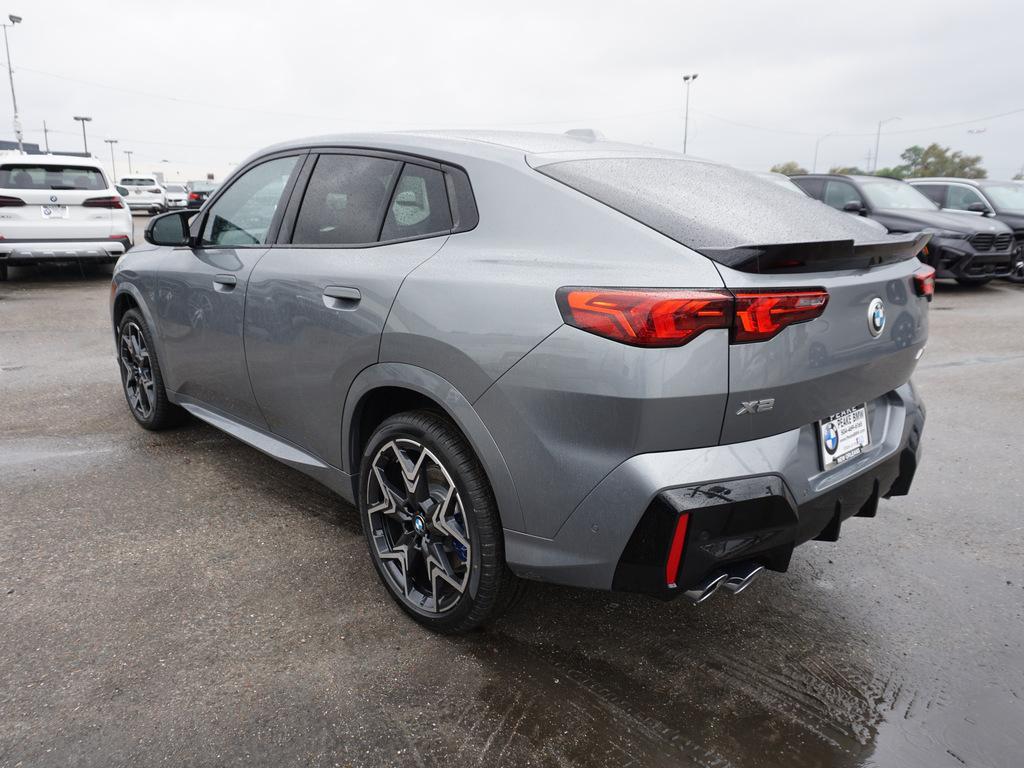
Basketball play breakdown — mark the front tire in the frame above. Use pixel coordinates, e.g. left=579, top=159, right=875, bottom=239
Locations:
left=359, top=410, right=521, bottom=633
left=117, top=309, right=183, bottom=430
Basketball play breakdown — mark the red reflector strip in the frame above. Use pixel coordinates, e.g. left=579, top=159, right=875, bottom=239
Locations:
left=665, top=513, right=690, bottom=587
left=556, top=288, right=733, bottom=347
left=731, top=289, right=829, bottom=343
left=913, top=266, right=935, bottom=301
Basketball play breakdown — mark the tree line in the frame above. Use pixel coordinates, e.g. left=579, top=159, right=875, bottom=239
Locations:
left=768, top=143, right=1009, bottom=179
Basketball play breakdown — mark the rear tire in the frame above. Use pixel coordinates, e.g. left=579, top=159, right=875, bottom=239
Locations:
left=0, top=263, right=7, bottom=281
left=117, top=309, right=184, bottom=430
left=359, top=410, right=521, bottom=633
left=955, top=276, right=992, bottom=287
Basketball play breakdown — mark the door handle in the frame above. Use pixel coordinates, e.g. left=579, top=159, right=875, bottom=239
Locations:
left=322, top=285, right=361, bottom=310
left=213, top=274, right=237, bottom=292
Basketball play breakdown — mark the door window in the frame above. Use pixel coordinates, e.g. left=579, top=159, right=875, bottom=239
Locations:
left=823, top=180, right=863, bottom=210
left=945, top=185, right=987, bottom=211
left=201, top=156, right=299, bottom=246
left=292, top=155, right=400, bottom=245
left=380, top=165, right=452, bottom=241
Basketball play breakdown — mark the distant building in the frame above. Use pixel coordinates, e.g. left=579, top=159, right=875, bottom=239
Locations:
left=0, top=140, right=91, bottom=158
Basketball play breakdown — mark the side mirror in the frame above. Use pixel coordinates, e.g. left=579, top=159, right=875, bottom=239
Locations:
left=145, top=209, right=196, bottom=247
left=842, top=200, right=865, bottom=214
left=966, top=202, right=989, bottom=214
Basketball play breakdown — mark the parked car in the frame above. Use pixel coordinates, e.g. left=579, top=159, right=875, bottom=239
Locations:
left=756, top=171, right=889, bottom=234
left=112, top=132, right=930, bottom=632
left=186, top=180, right=217, bottom=209
left=119, top=175, right=166, bottom=214
left=908, top=177, right=1024, bottom=281
left=163, top=183, right=188, bottom=209
left=792, top=173, right=1015, bottom=285
left=0, top=152, right=133, bottom=280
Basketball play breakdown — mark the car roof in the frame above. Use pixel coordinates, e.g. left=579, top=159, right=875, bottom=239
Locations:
left=0, top=152, right=103, bottom=169
left=793, top=173, right=903, bottom=183
left=251, top=129, right=709, bottom=169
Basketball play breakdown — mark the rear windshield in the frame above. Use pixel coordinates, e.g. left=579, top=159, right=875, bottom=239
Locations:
left=121, top=178, right=158, bottom=186
left=189, top=182, right=215, bottom=192
left=165, top=184, right=186, bottom=193
left=1, top=164, right=107, bottom=191
left=534, top=157, right=885, bottom=251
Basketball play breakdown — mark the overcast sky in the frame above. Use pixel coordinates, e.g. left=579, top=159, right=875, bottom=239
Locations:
left=5, top=0, right=1022, bottom=181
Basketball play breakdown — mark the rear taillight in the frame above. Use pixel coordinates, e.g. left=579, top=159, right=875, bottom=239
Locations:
left=731, top=289, right=829, bottom=343
left=557, top=287, right=828, bottom=347
left=83, top=196, right=125, bottom=209
left=148, top=187, right=162, bottom=193
left=665, top=513, right=690, bottom=588
left=913, top=265, right=935, bottom=301
left=0, top=195, right=25, bottom=207
left=556, top=288, right=733, bottom=347
left=188, top=192, right=200, bottom=200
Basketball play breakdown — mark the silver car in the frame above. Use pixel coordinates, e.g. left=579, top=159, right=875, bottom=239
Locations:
left=111, top=131, right=931, bottom=632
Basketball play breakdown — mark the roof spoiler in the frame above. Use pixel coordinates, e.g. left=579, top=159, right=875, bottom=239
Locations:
left=698, top=232, right=931, bottom=274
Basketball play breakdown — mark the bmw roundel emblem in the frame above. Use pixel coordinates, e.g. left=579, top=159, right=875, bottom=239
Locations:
left=49, top=194, right=58, bottom=203
left=823, top=422, right=840, bottom=455
left=867, top=297, right=886, bottom=337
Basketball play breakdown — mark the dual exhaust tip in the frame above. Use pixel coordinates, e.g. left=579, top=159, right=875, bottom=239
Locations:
left=683, top=563, right=766, bottom=605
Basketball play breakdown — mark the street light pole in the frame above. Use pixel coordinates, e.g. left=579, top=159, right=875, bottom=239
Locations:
left=104, top=138, right=118, bottom=179
left=873, top=117, right=900, bottom=172
left=73, top=115, right=92, bottom=155
left=812, top=132, right=835, bottom=174
left=683, top=73, right=698, bottom=154
left=124, top=150, right=133, bottom=174
left=1, top=14, right=24, bottom=153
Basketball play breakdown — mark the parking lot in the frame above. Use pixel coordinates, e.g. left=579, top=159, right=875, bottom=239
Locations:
left=1, top=215, right=1022, bottom=767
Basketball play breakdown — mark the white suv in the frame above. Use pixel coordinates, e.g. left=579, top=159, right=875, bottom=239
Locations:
left=118, top=175, right=166, bottom=213
left=0, top=153, right=133, bottom=281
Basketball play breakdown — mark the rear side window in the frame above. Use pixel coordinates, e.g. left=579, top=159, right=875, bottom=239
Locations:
left=535, top=159, right=885, bottom=251
left=914, top=184, right=946, bottom=207
left=1, top=164, right=106, bottom=190
left=380, top=165, right=452, bottom=241
left=292, top=155, right=400, bottom=245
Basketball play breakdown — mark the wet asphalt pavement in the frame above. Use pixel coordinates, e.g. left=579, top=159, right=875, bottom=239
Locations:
left=1, top=218, right=1022, bottom=767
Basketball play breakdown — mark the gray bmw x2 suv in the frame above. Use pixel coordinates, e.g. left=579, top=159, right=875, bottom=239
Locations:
left=111, top=131, right=931, bottom=632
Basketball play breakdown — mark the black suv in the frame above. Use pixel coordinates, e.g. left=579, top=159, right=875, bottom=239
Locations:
left=792, top=174, right=1016, bottom=285
left=908, top=178, right=1024, bottom=281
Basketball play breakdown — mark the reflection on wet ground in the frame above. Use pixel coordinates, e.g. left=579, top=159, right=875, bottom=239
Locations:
left=1, top=272, right=1022, bottom=767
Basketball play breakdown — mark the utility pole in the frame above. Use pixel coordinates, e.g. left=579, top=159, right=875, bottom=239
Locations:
left=104, top=138, right=118, bottom=179
left=124, top=150, right=134, bottom=174
left=682, top=73, right=698, bottom=154
left=812, top=132, right=835, bottom=174
left=873, top=117, right=900, bottom=172
left=73, top=115, right=92, bottom=155
left=1, top=14, right=23, bottom=153
left=42, top=120, right=50, bottom=152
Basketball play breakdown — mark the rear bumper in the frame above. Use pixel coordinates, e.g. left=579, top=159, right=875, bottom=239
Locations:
left=504, top=381, right=925, bottom=594
left=0, top=237, right=130, bottom=264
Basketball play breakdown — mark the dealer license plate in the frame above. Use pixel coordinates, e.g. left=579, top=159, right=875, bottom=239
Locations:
left=818, top=404, right=870, bottom=471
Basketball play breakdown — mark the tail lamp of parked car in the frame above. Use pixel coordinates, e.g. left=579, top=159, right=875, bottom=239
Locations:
left=83, top=196, right=125, bottom=209
left=913, top=266, right=936, bottom=301
left=556, top=287, right=830, bottom=347
left=188, top=192, right=201, bottom=201
left=0, top=195, right=26, bottom=207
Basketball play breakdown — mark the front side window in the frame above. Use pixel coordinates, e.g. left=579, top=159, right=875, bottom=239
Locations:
left=292, top=155, right=400, bottom=245
left=823, top=180, right=863, bottom=210
left=380, top=165, right=452, bottom=241
left=945, top=185, right=986, bottom=211
left=1, top=164, right=107, bottom=190
left=201, top=156, right=299, bottom=246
